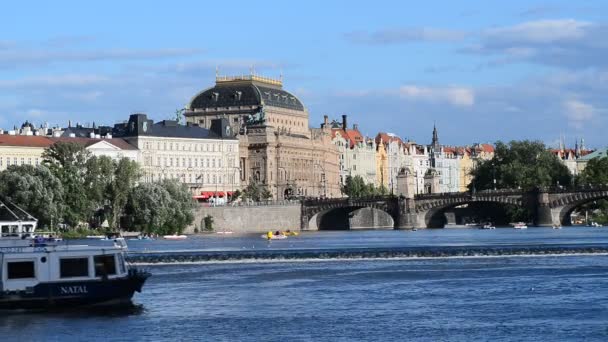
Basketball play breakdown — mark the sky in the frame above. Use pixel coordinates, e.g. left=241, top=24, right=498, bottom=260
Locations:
left=1, top=0, right=607, bottom=148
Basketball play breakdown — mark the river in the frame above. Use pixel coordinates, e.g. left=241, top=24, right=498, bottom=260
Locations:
left=2, top=228, right=608, bottom=341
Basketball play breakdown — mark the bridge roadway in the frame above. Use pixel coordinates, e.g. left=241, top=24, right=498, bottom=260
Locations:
left=300, top=186, right=608, bottom=230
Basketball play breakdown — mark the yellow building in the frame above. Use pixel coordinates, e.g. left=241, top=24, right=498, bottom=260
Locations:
left=458, top=148, right=474, bottom=192
left=0, top=135, right=52, bottom=170
left=375, top=140, right=389, bottom=189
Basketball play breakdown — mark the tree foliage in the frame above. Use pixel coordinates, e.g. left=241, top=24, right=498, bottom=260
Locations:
left=42, top=142, right=91, bottom=226
left=126, top=179, right=194, bottom=234
left=241, top=182, right=272, bottom=201
left=577, top=156, right=608, bottom=186
left=341, top=175, right=389, bottom=198
left=470, top=140, right=572, bottom=191
left=0, top=165, right=64, bottom=229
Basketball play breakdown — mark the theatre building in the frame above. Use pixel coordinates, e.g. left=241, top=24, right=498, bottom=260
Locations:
left=184, top=73, right=340, bottom=199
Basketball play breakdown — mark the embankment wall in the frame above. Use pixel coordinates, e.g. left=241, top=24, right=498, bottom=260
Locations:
left=187, top=204, right=301, bottom=234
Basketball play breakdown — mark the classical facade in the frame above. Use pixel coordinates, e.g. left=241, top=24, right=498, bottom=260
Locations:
left=376, top=133, right=408, bottom=193
left=0, top=135, right=49, bottom=171
left=331, top=115, right=376, bottom=187
left=184, top=74, right=340, bottom=199
left=113, top=114, right=239, bottom=198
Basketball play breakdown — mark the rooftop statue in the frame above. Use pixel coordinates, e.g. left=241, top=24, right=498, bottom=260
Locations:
left=246, top=107, right=266, bottom=126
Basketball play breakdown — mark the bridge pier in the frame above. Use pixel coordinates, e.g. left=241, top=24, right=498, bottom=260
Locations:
left=536, top=191, right=555, bottom=226
left=394, top=198, right=417, bottom=229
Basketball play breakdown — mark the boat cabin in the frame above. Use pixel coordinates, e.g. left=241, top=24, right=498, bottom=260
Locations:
left=0, top=198, right=129, bottom=293
left=0, top=244, right=129, bottom=292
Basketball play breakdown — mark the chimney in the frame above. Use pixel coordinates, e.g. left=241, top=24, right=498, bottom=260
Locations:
left=353, top=123, right=358, bottom=131
left=342, top=114, right=347, bottom=130
left=324, top=115, right=329, bottom=125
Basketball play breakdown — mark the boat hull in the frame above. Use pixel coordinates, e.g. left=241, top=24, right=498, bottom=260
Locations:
left=0, top=271, right=150, bottom=310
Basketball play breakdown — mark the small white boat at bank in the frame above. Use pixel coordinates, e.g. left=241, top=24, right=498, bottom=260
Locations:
left=163, top=234, right=188, bottom=240
left=513, top=222, right=528, bottom=229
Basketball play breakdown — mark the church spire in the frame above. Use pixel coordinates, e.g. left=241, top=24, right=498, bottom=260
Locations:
left=432, top=123, right=439, bottom=146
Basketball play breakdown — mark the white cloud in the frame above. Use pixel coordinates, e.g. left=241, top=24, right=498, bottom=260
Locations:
left=26, top=109, right=46, bottom=117
left=399, top=85, right=475, bottom=107
left=484, top=19, right=591, bottom=44
left=0, top=74, right=111, bottom=88
left=563, top=99, right=595, bottom=129
left=0, top=47, right=202, bottom=69
left=345, top=27, right=466, bottom=45
left=465, top=19, right=608, bottom=68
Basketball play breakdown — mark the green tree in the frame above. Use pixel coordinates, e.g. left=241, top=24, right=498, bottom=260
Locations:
left=42, top=142, right=91, bottom=227
left=242, top=182, right=272, bottom=201
left=85, top=155, right=115, bottom=213
left=342, top=175, right=386, bottom=198
left=109, top=158, right=141, bottom=228
left=0, top=165, right=64, bottom=229
left=341, top=175, right=366, bottom=198
left=126, top=179, right=194, bottom=234
left=576, top=156, right=608, bottom=224
left=577, top=156, right=608, bottom=186
left=470, top=140, right=572, bottom=191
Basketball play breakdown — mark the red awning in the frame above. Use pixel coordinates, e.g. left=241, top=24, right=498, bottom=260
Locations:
left=193, top=195, right=208, bottom=199
left=201, top=191, right=224, bottom=198
left=226, top=191, right=234, bottom=196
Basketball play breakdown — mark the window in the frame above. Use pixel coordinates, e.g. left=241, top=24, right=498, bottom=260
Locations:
left=60, top=258, right=89, bottom=278
left=7, top=261, right=35, bottom=279
left=94, top=255, right=117, bottom=277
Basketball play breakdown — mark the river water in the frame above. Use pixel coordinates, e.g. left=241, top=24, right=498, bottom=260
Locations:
left=2, top=228, right=608, bottom=341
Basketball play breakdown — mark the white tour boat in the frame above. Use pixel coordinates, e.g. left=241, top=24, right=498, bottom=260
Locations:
left=0, top=199, right=150, bottom=310
left=513, top=222, right=528, bottom=229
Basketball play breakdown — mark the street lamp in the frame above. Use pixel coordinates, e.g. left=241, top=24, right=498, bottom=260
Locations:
left=492, top=163, right=497, bottom=190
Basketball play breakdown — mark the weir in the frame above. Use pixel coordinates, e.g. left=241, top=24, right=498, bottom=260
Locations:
left=126, top=244, right=608, bottom=264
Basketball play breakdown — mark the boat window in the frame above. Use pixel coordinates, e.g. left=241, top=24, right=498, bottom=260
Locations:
left=94, top=255, right=116, bottom=277
left=7, top=261, right=36, bottom=279
left=118, top=253, right=126, bottom=274
left=60, top=258, right=89, bottom=278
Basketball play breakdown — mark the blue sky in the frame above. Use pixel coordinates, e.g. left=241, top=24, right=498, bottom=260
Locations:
left=1, top=0, right=607, bottom=148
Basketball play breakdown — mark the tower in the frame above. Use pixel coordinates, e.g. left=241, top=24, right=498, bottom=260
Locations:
left=431, top=124, right=439, bottom=147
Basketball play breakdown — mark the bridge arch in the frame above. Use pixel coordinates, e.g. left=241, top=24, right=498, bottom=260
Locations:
left=416, top=195, right=524, bottom=228
left=308, top=206, right=395, bottom=230
left=549, top=190, right=608, bottom=226
left=301, top=198, right=399, bottom=230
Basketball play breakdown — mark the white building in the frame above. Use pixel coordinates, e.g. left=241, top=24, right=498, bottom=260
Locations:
left=114, top=114, right=240, bottom=200
left=331, top=116, right=377, bottom=187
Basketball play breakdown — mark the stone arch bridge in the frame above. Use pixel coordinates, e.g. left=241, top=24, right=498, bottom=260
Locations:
left=300, top=187, right=608, bottom=230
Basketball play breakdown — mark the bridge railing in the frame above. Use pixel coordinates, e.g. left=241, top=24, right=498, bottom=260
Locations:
left=544, top=185, right=608, bottom=193
left=200, top=199, right=301, bottom=207
left=415, top=188, right=525, bottom=200
left=302, top=195, right=395, bottom=206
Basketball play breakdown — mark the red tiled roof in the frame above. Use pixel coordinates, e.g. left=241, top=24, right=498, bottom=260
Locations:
left=375, top=132, right=404, bottom=147
left=479, top=143, right=494, bottom=153
left=0, top=135, right=54, bottom=148
left=333, top=128, right=364, bottom=148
